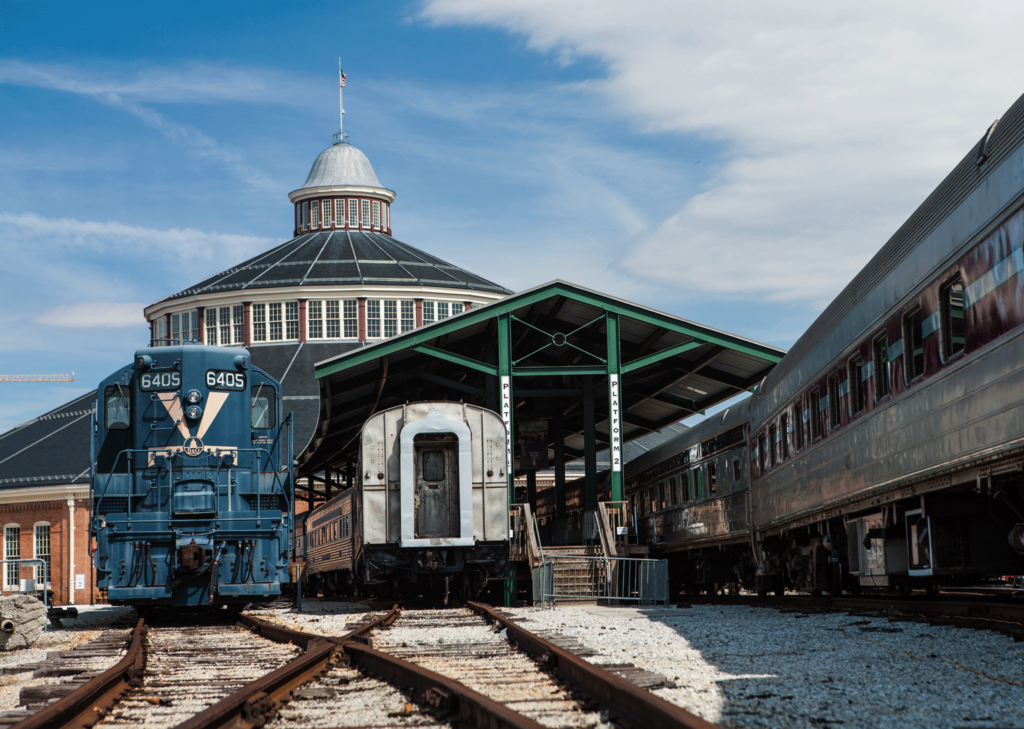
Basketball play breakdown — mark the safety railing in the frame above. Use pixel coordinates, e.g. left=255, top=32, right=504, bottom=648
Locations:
left=0, top=559, right=49, bottom=611
left=534, top=555, right=668, bottom=608
left=509, top=503, right=545, bottom=569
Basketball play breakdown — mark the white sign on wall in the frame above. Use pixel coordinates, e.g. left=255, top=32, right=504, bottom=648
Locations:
left=75, top=574, right=85, bottom=590
left=501, top=375, right=512, bottom=477
left=609, top=374, right=622, bottom=472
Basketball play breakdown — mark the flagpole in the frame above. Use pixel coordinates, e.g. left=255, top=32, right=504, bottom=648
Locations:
left=339, top=58, right=345, bottom=139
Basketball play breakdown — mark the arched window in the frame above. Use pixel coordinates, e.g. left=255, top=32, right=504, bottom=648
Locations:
left=4, top=524, right=20, bottom=590
left=33, top=523, right=50, bottom=585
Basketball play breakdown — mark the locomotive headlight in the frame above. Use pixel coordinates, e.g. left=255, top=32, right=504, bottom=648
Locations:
left=137, top=355, right=152, bottom=370
left=185, top=389, right=202, bottom=404
left=185, top=404, right=203, bottom=421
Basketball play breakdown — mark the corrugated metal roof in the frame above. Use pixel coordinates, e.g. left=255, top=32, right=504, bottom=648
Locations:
left=304, top=280, right=784, bottom=475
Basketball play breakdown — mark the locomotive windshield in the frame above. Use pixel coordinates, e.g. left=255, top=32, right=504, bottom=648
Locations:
left=251, top=384, right=275, bottom=429
left=103, top=385, right=130, bottom=430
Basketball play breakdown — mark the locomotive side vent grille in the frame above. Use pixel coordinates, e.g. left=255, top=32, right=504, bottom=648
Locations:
left=98, top=497, right=129, bottom=515
left=245, top=495, right=284, bottom=511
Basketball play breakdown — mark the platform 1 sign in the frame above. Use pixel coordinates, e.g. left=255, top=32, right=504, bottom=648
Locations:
left=501, top=375, right=512, bottom=478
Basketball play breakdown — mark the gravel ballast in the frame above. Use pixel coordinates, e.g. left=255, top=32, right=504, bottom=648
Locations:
left=507, top=604, right=1024, bottom=729
left=254, top=599, right=1024, bottom=728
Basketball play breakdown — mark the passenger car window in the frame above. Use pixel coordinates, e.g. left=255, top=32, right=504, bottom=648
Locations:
left=827, top=374, right=840, bottom=429
left=809, top=390, right=822, bottom=439
left=941, top=276, right=965, bottom=359
left=904, top=308, right=925, bottom=381
left=848, top=357, right=863, bottom=416
left=779, top=414, right=789, bottom=460
left=873, top=334, right=891, bottom=399
left=422, top=450, right=445, bottom=481
left=793, top=401, right=805, bottom=450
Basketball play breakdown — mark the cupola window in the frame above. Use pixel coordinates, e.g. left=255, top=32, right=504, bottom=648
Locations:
left=302, top=202, right=309, bottom=231
left=322, top=200, right=332, bottom=228
left=310, top=201, right=320, bottom=229
left=286, top=302, right=299, bottom=339
left=252, top=304, right=267, bottom=342
left=373, top=201, right=381, bottom=230
left=335, top=199, right=346, bottom=227
left=401, top=300, right=415, bottom=332
left=349, top=199, right=358, bottom=228
left=171, top=311, right=199, bottom=344
left=423, top=301, right=434, bottom=324
left=361, top=200, right=370, bottom=229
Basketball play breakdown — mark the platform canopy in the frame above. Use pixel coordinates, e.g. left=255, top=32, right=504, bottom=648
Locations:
left=301, top=280, right=785, bottom=506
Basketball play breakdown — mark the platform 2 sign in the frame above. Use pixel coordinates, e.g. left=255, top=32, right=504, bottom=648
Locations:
left=609, top=374, right=622, bottom=472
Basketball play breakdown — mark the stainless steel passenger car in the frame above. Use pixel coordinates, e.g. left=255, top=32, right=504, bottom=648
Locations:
left=747, top=103, right=1024, bottom=594
left=622, top=93, right=1024, bottom=597
left=303, top=401, right=510, bottom=600
left=625, top=401, right=754, bottom=591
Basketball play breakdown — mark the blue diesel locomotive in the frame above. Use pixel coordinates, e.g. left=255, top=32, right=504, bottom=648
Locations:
left=91, top=342, right=293, bottom=607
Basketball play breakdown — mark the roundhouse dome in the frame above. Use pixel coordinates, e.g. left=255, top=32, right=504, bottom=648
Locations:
left=299, top=142, right=385, bottom=191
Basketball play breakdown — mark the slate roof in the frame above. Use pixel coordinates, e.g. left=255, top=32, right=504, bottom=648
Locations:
left=157, top=230, right=512, bottom=303
left=0, top=392, right=95, bottom=490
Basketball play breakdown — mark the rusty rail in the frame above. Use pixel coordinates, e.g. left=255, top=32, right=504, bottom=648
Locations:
left=12, top=617, right=147, bottom=729
left=467, top=601, right=719, bottom=729
left=175, top=606, right=401, bottom=729
left=344, top=642, right=546, bottom=729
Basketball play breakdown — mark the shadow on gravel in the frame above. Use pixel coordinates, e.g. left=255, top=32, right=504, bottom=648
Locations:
left=618, top=604, right=1024, bottom=729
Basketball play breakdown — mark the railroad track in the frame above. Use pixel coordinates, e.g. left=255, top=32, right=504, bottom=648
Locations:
left=675, top=591, right=1024, bottom=640
left=8, top=603, right=718, bottom=729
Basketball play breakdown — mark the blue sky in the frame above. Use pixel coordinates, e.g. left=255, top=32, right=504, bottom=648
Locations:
left=2, top=0, right=1024, bottom=433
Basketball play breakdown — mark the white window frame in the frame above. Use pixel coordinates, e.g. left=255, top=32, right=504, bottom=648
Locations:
left=401, top=300, right=415, bottom=333
left=33, top=522, right=50, bottom=587
left=335, top=198, right=345, bottom=227
left=422, top=301, right=435, bottom=325
left=366, top=300, right=381, bottom=338
left=269, top=302, right=283, bottom=341
left=373, top=200, right=381, bottom=230
left=385, top=203, right=389, bottom=231
left=321, top=199, right=332, bottom=229
left=361, top=200, right=370, bottom=229
left=349, top=199, right=358, bottom=228
left=310, top=200, right=320, bottom=229
left=285, top=301, right=299, bottom=340
left=252, top=303, right=267, bottom=342
left=4, top=524, right=20, bottom=590
left=302, top=201, right=309, bottom=231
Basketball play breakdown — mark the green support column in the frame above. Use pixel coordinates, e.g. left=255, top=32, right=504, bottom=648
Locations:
left=497, top=312, right=516, bottom=607
left=583, top=375, right=597, bottom=511
left=606, top=312, right=624, bottom=502
left=553, top=408, right=566, bottom=521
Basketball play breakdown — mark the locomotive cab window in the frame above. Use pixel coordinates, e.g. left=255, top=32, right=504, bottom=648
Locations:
left=422, top=450, right=446, bottom=482
left=251, top=385, right=276, bottom=429
left=873, top=334, right=891, bottom=399
left=941, top=275, right=965, bottom=359
left=848, top=357, right=863, bottom=416
left=104, top=385, right=131, bottom=430
left=904, top=307, right=925, bottom=382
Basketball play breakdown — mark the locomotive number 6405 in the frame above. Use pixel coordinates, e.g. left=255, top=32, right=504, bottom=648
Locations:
left=206, top=370, right=246, bottom=390
left=139, top=371, right=181, bottom=391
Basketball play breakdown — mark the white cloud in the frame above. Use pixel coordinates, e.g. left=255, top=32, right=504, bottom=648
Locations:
left=36, top=302, right=147, bottom=328
left=0, top=211, right=276, bottom=262
left=0, top=61, right=283, bottom=192
left=421, top=0, right=1024, bottom=305
left=0, top=60, right=312, bottom=105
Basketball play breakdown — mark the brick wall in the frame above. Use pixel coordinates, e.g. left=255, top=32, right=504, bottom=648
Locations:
left=0, top=497, right=98, bottom=606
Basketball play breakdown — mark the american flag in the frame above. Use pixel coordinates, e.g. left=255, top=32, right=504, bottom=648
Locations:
left=340, top=71, right=346, bottom=88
